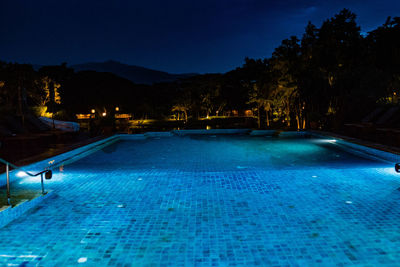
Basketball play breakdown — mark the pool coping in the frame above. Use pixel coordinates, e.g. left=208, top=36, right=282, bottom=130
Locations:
left=13, top=135, right=110, bottom=168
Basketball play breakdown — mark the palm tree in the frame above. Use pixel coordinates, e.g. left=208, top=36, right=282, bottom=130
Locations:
left=171, top=104, right=189, bottom=122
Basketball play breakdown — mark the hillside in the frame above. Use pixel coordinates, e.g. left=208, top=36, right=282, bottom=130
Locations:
left=70, top=60, right=196, bottom=85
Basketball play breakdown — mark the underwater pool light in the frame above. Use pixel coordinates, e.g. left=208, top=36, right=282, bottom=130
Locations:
left=77, top=257, right=87, bottom=263
left=314, top=139, right=337, bottom=145
left=16, top=171, right=27, bottom=178
left=395, top=163, right=400, bottom=173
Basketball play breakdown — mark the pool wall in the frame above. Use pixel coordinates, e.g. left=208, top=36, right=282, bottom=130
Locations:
left=0, top=191, right=54, bottom=229
left=309, top=131, right=399, bottom=163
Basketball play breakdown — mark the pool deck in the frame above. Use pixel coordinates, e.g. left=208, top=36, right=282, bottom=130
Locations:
left=5, top=135, right=109, bottom=170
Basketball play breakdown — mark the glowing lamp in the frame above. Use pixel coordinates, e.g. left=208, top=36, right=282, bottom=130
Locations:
left=115, top=107, right=119, bottom=111
left=102, top=112, right=106, bottom=117
left=91, top=109, right=95, bottom=114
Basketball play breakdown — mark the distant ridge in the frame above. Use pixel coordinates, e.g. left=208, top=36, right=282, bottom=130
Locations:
left=70, top=60, right=197, bottom=85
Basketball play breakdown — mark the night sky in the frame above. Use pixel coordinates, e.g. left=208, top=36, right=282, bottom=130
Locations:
left=1, top=0, right=400, bottom=74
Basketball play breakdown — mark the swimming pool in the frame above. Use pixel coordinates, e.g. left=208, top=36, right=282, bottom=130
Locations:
left=0, top=132, right=400, bottom=266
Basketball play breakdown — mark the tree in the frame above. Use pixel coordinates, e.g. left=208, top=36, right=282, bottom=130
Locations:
left=269, top=36, right=301, bottom=128
left=0, top=63, right=37, bottom=125
left=171, top=104, right=189, bottom=122
left=312, top=9, right=364, bottom=128
left=238, top=58, right=270, bottom=128
left=39, top=64, right=74, bottom=126
left=366, top=16, right=400, bottom=102
left=171, top=89, right=192, bottom=122
left=38, top=76, right=61, bottom=107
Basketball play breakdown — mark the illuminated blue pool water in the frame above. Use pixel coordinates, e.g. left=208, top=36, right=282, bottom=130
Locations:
left=1, top=135, right=400, bottom=266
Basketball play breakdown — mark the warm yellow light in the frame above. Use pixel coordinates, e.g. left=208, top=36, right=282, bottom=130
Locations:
left=394, top=92, right=397, bottom=96
left=102, top=112, right=107, bottom=117
left=76, top=114, right=91, bottom=119
left=115, top=107, right=119, bottom=111
left=43, top=112, right=53, bottom=118
left=91, top=109, right=95, bottom=114
left=115, top=114, right=130, bottom=119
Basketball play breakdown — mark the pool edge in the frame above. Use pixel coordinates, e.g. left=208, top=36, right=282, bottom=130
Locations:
left=0, top=191, right=54, bottom=229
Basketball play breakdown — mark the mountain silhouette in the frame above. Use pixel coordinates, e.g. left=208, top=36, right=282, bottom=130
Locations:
left=70, top=60, right=197, bottom=84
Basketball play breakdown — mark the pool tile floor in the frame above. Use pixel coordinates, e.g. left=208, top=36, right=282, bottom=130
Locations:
left=0, top=137, right=399, bottom=266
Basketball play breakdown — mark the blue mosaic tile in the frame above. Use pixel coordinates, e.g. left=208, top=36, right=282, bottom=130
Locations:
left=0, top=135, right=399, bottom=266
